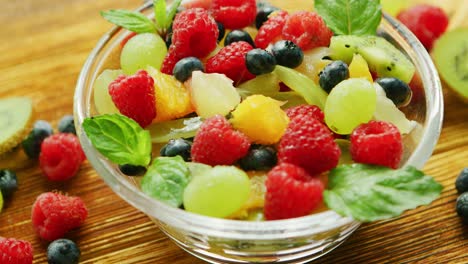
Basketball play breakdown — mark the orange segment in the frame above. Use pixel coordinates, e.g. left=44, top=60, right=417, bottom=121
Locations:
left=349, top=53, right=373, bottom=83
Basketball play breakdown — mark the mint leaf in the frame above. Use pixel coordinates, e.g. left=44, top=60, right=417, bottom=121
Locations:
left=153, top=0, right=167, bottom=33
left=165, top=0, right=182, bottom=29
left=324, top=164, right=443, bottom=222
left=83, top=114, right=152, bottom=166
left=274, top=66, right=328, bottom=109
left=315, top=0, right=382, bottom=36
left=141, top=156, right=190, bottom=207
left=101, top=10, right=156, bottom=33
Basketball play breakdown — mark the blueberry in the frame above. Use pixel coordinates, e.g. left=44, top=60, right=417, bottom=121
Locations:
left=271, top=40, right=304, bottom=68
left=455, top=168, right=468, bottom=193
left=376, top=77, right=412, bottom=107
left=456, top=192, right=468, bottom=224
left=58, top=115, right=76, bottom=135
left=22, top=120, right=53, bottom=159
left=224, top=30, right=255, bottom=47
left=255, top=5, right=279, bottom=29
left=47, top=239, right=80, bottom=264
left=216, top=22, right=225, bottom=43
left=319, top=60, right=349, bottom=93
left=245, top=49, right=277, bottom=75
left=173, top=57, right=204, bottom=82
left=0, top=169, right=18, bottom=198
left=239, top=145, right=277, bottom=171
left=119, top=164, right=147, bottom=176
left=160, top=138, right=192, bottom=161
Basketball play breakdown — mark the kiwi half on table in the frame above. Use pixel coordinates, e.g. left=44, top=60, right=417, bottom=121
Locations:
left=432, top=28, right=468, bottom=102
left=0, top=97, right=34, bottom=156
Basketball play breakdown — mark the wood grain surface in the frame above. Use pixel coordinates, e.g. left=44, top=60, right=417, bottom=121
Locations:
left=1, top=0, right=467, bottom=263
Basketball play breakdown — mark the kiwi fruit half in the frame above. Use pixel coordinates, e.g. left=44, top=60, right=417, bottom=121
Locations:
left=0, top=97, right=34, bottom=155
left=432, top=28, right=468, bottom=102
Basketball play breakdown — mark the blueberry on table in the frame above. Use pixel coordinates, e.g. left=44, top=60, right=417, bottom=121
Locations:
left=245, top=49, right=277, bottom=75
left=47, top=239, right=80, bottom=264
left=255, top=4, right=279, bottom=29
left=455, top=168, right=468, bottom=193
left=271, top=40, right=304, bottom=68
left=319, top=60, right=349, bottom=93
left=22, top=120, right=53, bottom=159
left=160, top=138, right=192, bottom=161
left=58, top=114, right=76, bottom=134
left=119, top=164, right=147, bottom=176
left=0, top=169, right=18, bottom=198
left=173, top=57, right=204, bottom=82
left=239, top=145, right=277, bottom=171
left=376, top=77, right=412, bottom=107
left=224, top=30, right=255, bottom=47
left=456, top=192, right=468, bottom=224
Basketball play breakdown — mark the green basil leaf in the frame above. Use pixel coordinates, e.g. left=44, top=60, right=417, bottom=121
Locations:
left=141, top=156, right=191, bottom=207
left=82, top=114, right=152, bottom=166
left=153, top=0, right=166, bottom=32
left=315, top=0, right=382, bottom=36
left=274, top=66, right=328, bottom=109
left=165, top=0, right=183, bottom=29
left=324, top=164, right=443, bottom=222
left=101, top=10, right=156, bottom=33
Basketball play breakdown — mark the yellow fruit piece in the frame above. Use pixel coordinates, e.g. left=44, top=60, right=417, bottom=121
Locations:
left=295, top=47, right=332, bottom=84
left=0, top=97, right=34, bottom=156
left=231, top=95, right=289, bottom=144
left=147, top=67, right=194, bottom=122
left=348, top=54, right=373, bottom=83
left=229, top=172, right=266, bottom=220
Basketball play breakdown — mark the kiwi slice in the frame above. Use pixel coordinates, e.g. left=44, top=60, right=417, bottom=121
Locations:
left=329, top=35, right=416, bottom=83
left=432, top=28, right=468, bottom=101
left=0, top=97, right=34, bottom=155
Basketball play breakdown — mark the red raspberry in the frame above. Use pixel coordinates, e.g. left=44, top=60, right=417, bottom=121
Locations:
left=285, top=105, right=324, bottom=123
left=191, top=115, right=251, bottom=166
left=205, top=41, right=255, bottom=83
left=211, top=0, right=256, bottom=29
left=350, top=120, right=403, bottom=169
left=31, top=192, right=88, bottom=241
left=278, top=116, right=340, bottom=175
left=264, top=163, right=324, bottom=220
left=39, top=133, right=85, bottom=181
left=397, top=4, right=448, bottom=50
left=282, top=11, right=333, bottom=51
left=161, top=46, right=179, bottom=75
left=109, top=70, right=156, bottom=128
left=255, top=11, right=289, bottom=49
left=0, top=238, right=33, bottom=264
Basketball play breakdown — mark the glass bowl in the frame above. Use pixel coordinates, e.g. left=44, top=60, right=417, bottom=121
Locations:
left=74, top=2, right=443, bottom=263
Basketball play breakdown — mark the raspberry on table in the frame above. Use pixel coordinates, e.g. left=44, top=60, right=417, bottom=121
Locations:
left=205, top=41, right=255, bottom=84
left=191, top=115, right=251, bottom=166
left=278, top=115, right=340, bottom=175
left=31, top=192, right=88, bottom=241
left=255, top=10, right=289, bottom=49
left=39, top=133, right=85, bottom=181
left=211, top=0, right=257, bottom=29
left=0, top=237, right=33, bottom=264
left=285, top=104, right=324, bottom=123
left=264, top=163, right=324, bottom=220
left=282, top=11, right=333, bottom=51
left=109, top=70, right=156, bottom=128
left=397, top=4, right=448, bottom=50
left=350, top=120, right=403, bottom=169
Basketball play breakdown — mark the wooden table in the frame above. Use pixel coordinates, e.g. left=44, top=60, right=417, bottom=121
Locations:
left=1, top=0, right=467, bottom=263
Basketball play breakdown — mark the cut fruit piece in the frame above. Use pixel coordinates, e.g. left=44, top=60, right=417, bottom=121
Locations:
left=324, top=78, right=377, bottom=135
left=0, top=97, right=34, bottom=155
left=432, top=28, right=468, bottom=102
left=147, top=67, right=194, bottom=122
left=373, top=83, right=417, bottom=134
left=147, top=117, right=202, bottom=143
left=348, top=54, right=373, bottom=83
left=329, top=35, right=415, bottom=83
left=93, top=69, right=122, bottom=115
left=295, top=47, right=332, bottom=84
left=236, top=73, right=280, bottom=96
left=274, top=65, right=328, bottom=109
left=187, top=71, right=241, bottom=118
left=230, top=172, right=267, bottom=219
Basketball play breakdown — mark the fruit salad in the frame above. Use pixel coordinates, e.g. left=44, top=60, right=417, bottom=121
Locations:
left=83, top=0, right=442, bottom=222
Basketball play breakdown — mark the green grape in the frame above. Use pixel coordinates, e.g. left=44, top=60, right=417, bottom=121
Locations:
left=183, top=166, right=251, bottom=218
left=120, top=33, right=167, bottom=75
left=147, top=117, right=202, bottom=143
left=381, top=0, right=409, bottom=17
left=93, top=69, right=123, bottom=115
left=324, top=78, right=376, bottom=135
left=236, top=73, right=280, bottom=97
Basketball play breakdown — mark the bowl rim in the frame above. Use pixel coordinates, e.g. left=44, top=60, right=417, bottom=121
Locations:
left=74, top=2, right=443, bottom=240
